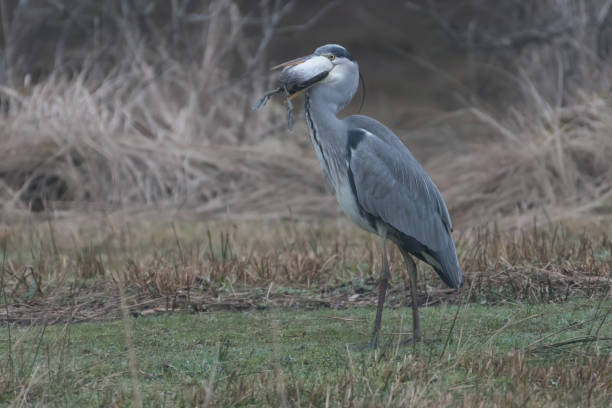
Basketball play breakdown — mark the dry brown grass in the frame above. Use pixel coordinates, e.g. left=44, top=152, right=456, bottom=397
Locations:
left=434, top=91, right=612, bottom=229
left=423, top=0, right=612, bottom=228
left=0, top=0, right=332, bottom=222
left=0, top=1, right=611, bottom=231
left=0, top=218, right=609, bottom=324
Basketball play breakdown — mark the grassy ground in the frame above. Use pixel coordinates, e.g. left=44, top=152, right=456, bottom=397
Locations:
left=1, top=299, right=610, bottom=406
left=0, top=218, right=611, bottom=406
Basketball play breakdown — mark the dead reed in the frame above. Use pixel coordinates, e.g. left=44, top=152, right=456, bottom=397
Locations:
left=0, top=0, right=330, bottom=222
left=434, top=92, right=612, bottom=229
left=0, top=1, right=611, bottom=229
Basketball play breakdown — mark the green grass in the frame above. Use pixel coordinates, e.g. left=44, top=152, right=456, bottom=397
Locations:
left=1, top=298, right=610, bottom=407
left=0, top=219, right=610, bottom=406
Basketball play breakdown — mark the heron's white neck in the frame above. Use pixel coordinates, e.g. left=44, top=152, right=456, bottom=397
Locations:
left=305, top=91, right=345, bottom=147
left=304, top=92, right=346, bottom=189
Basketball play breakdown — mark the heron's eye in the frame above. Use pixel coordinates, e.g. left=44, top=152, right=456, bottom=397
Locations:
left=327, top=54, right=335, bottom=61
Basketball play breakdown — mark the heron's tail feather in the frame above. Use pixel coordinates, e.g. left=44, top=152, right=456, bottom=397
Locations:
left=399, top=238, right=462, bottom=289
left=432, top=251, right=462, bottom=289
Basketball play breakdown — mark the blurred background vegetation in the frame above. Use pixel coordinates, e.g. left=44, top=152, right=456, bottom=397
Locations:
left=0, top=0, right=611, bottom=229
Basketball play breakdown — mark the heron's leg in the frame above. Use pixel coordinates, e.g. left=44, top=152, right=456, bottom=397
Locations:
left=402, top=252, right=422, bottom=342
left=368, top=236, right=390, bottom=349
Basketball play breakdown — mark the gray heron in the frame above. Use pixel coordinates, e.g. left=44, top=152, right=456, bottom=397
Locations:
left=271, top=44, right=462, bottom=348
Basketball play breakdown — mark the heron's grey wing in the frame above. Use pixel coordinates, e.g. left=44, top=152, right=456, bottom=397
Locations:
left=345, top=115, right=403, bottom=147
left=345, top=114, right=453, bottom=232
left=347, top=128, right=462, bottom=288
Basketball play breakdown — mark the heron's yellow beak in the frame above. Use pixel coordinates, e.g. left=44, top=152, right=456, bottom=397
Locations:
left=272, top=54, right=313, bottom=70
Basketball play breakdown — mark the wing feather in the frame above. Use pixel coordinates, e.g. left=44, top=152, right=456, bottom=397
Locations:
left=347, top=127, right=462, bottom=288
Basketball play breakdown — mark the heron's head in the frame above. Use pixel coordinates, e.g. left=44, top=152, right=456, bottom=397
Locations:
left=275, top=44, right=359, bottom=113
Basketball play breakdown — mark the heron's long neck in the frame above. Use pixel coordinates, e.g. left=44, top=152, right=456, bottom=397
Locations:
left=305, top=92, right=345, bottom=189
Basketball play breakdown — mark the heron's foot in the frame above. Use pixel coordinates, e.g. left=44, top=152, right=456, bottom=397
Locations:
left=352, top=337, right=404, bottom=352
left=399, top=336, right=439, bottom=346
left=353, top=341, right=383, bottom=351
left=367, top=332, right=379, bottom=349
left=349, top=333, right=380, bottom=351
